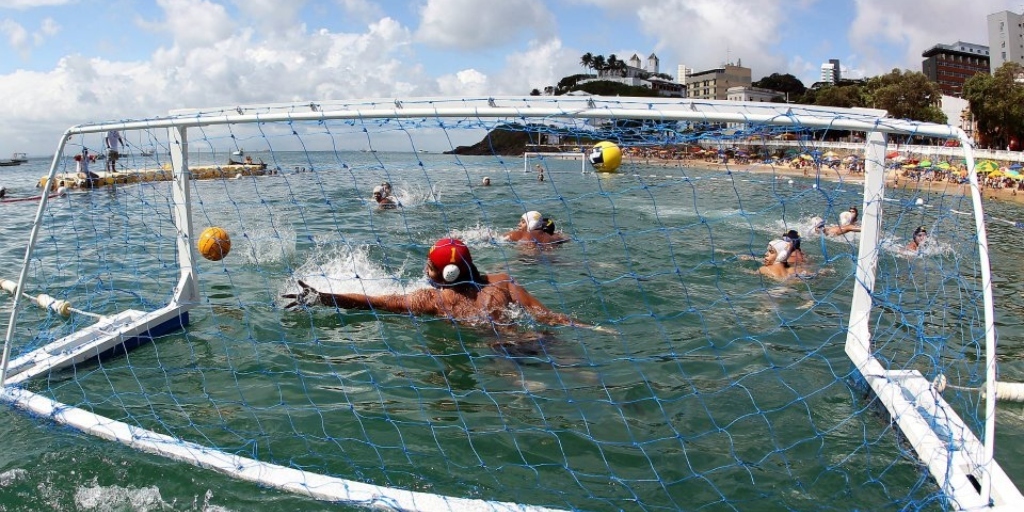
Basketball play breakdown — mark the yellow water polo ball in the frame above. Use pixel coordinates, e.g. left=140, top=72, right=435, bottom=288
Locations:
left=197, top=227, right=231, bottom=261
left=588, top=141, right=622, bottom=173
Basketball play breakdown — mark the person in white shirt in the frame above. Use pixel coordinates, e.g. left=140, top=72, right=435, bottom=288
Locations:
left=104, top=130, right=124, bottom=172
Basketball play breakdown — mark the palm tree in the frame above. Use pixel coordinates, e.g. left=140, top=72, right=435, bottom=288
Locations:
left=592, top=55, right=606, bottom=76
left=607, top=54, right=620, bottom=78
left=580, top=53, right=593, bottom=74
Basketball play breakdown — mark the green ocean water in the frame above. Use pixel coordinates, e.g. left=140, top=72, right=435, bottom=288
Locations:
left=1, top=151, right=1023, bottom=511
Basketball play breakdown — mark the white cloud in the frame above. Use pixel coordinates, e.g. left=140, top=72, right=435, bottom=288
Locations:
left=152, top=0, right=235, bottom=50
left=628, top=0, right=788, bottom=78
left=232, top=0, right=305, bottom=35
left=849, top=0, right=1007, bottom=77
left=0, top=19, right=29, bottom=54
left=415, top=0, right=553, bottom=50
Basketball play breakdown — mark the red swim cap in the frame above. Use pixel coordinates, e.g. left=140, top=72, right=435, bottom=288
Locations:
left=428, top=238, right=473, bottom=282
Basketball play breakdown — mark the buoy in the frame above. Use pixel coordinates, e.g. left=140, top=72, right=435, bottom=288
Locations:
left=1, top=279, right=72, bottom=317
left=197, top=227, right=232, bottom=261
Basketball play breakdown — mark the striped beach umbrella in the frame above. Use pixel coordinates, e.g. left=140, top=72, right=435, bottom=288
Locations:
left=975, top=160, right=999, bottom=173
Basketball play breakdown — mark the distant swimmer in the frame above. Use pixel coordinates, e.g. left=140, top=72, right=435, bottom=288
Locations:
left=0, top=186, right=6, bottom=199
left=504, top=211, right=568, bottom=246
left=372, top=184, right=399, bottom=209
left=482, top=176, right=491, bottom=186
left=535, top=164, right=545, bottom=182
left=813, top=206, right=861, bottom=237
left=906, top=225, right=928, bottom=252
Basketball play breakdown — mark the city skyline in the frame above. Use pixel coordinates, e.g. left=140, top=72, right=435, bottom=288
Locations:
left=0, top=0, right=1019, bottom=155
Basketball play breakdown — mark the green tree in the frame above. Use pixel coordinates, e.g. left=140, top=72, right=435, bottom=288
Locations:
left=812, top=85, right=867, bottom=109
left=580, top=52, right=593, bottom=73
left=752, top=73, right=806, bottom=99
left=963, top=62, right=1024, bottom=149
left=529, top=88, right=541, bottom=96
left=864, top=69, right=946, bottom=123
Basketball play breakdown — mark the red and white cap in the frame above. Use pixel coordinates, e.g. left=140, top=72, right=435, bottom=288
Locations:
left=428, top=238, right=473, bottom=283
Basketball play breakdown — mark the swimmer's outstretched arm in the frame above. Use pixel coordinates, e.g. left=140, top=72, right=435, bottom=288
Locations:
left=282, top=280, right=438, bottom=315
left=502, top=277, right=611, bottom=332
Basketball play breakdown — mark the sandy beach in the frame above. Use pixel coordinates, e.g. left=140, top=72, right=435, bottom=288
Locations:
left=638, top=157, right=1024, bottom=208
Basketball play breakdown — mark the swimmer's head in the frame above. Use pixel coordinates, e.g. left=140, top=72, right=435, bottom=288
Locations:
left=767, top=239, right=791, bottom=265
left=427, top=238, right=475, bottom=285
left=783, top=229, right=801, bottom=251
left=913, top=225, right=928, bottom=238
left=482, top=176, right=491, bottom=186
left=521, top=211, right=543, bottom=231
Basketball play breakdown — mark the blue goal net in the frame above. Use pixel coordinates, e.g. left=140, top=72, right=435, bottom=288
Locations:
left=1, top=96, right=1021, bottom=511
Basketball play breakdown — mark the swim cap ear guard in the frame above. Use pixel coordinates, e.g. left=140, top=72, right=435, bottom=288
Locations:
left=428, top=238, right=473, bottom=285
left=442, top=264, right=461, bottom=283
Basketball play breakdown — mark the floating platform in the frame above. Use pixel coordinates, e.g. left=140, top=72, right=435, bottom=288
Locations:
left=38, top=163, right=270, bottom=191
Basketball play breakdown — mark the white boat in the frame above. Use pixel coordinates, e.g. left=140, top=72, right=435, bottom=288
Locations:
left=11, top=152, right=28, bottom=163
left=232, top=149, right=244, bottom=157
left=139, top=148, right=156, bottom=157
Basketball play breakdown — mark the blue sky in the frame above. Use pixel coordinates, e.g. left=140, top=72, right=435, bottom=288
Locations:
left=0, top=0, right=1015, bottom=155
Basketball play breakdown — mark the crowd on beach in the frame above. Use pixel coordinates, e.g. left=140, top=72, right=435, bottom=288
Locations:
left=618, top=143, right=1024, bottom=206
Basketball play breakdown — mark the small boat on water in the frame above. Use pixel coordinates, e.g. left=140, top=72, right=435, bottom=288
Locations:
left=0, top=152, right=27, bottom=166
left=139, top=148, right=156, bottom=157
left=232, top=149, right=244, bottom=157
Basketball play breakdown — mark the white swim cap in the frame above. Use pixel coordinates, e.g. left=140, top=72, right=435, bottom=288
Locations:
left=838, top=211, right=854, bottom=227
left=442, top=264, right=461, bottom=283
left=768, top=239, right=791, bottom=263
left=522, top=211, right=543, bottom=231
left=56, top=186, right=68, bottom=197
left=373, top=185, right=383, bottom=194
left=811, top=216, right=825, bottom=230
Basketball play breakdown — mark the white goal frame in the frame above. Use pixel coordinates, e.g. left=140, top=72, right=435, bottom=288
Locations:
left=0, top=95, right=1018, bottom=511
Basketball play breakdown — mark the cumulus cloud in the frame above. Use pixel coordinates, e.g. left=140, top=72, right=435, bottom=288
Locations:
left=150, top=0, right=235, bottom=50
left=415, top=0, right=553, bottom=50
left=0, top=19, right=29, bottom=54
left=588, top=0, right=789, bottom=79
left=848, top=0, right=1004, bottom=77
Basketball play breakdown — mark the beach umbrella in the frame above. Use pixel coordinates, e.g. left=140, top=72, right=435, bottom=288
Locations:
left=1006, top=169, right=1022, bottom=180
left=886, top=150, right=900, bottom=159
left=918, top=160, right=932, bottom=168
left=1010, top=163, right=1023, bottom=170
left=989, top=170, right=1004, bottom=179
left=936, top=162, right=951, bottom=171
left=975, top=160, right=999, bottom=173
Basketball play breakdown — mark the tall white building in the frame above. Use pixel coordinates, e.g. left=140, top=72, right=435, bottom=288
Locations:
left=988, top=10, right=1024, bottom=72
left=819, top=59, right=840, bottom=85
